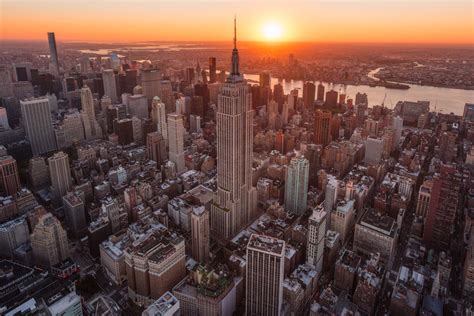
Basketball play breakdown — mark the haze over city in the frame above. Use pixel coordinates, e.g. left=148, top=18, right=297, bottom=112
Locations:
left=0, top=1, right=473, bottom=316
left=1, top=0, right=473, bottom=44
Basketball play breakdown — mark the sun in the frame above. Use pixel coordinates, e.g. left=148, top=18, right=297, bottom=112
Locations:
left=262, top=21, right=283, bottom=41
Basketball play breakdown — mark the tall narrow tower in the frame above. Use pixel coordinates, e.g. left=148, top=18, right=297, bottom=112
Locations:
left=284, top=156, right=309, bottom=216
left=167, top=113, right=185, bottom=173
left=211, top=17, right=257, bottom=240
left=47, top=32, right=60, bottom=77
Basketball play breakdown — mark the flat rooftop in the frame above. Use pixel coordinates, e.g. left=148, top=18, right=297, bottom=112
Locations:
left=247, top=234, right=285, bottom=256
left=360, top=208, right=397, bottom=237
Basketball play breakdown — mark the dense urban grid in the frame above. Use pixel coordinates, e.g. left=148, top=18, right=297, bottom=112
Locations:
left=0, top=20, right=473, bottom=316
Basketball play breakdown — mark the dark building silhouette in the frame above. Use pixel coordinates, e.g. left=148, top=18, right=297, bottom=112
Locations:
left=325, top=90, right=338, bottom=108
left=314, top=110, right=332, bottom=146
left=273, top=83, right=284, bottom=112
left=209, top=57, right=217, bottom=83
left=303, top=81, right=316, bottom=108
left=317, top=82, right=325, bottom=102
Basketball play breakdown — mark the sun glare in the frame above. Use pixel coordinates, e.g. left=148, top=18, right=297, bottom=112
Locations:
left=262, top=21, right=283, bottom=41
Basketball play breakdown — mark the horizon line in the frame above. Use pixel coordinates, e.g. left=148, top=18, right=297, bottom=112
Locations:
left=1, top=38, right=473, bottom=47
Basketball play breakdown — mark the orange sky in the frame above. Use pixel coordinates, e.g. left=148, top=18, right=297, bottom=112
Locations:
left=1, top=0, right=473, bottom=44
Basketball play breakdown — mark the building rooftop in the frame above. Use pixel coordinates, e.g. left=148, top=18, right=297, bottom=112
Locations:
left=325, top=230, right=340, bottom=248
left=360, top=208, right=398, bottom=238
left=336, top=249, right=361, bottom=272
left=336, top=199, right=354, bottom=214
left=247, top=234, right=285, bottom=256
left=143, top=291, right=179, bottom=316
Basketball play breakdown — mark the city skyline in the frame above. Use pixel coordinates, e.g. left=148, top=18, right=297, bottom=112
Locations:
left=1, top=0, right=473, bottom=44
left=0, top=3, right=473, bottom=315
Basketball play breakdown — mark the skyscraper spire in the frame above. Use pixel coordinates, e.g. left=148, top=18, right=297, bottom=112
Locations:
left=234, top=15, right=237, bottom=49
left=228, top=15, right=242, bottom=82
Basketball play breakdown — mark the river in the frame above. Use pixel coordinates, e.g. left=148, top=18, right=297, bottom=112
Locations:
left=243, top=73, right=473, bottom=115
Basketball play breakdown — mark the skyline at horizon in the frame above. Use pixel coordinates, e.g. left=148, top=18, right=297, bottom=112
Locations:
left=1, top=0, right=473, bottom=44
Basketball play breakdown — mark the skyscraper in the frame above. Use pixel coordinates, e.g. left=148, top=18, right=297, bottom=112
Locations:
left=364, top=136, right=384, bottom=165
left=0, top=155, right=21, bottom=197
left=209, top=57, right=217, bottom=83
left=0, top=216, right=29, bottom=258
left=392, top=116, right=403, bottom=149
left=259, top=72, right=271, bottom=88
left=211, top=18, right=257, bottom=240
left=102, top=69, right=118, bottom=103
left=62, top=191, right=86, bottom=238
left=81, top=85, right=102, bottom=139
left=355, top=92, right=368, bottom=106
left=423, top=164, right=461, bottom=249
left=167, top=113, right=185, bottom=173
left=325, top=90, right=338, bottom=107
left=284, top=156, right=309, bottom=215
left=246, top=234, right=285, bottom=316
left=306, top=205, right=327, bottom=272
left=314, top=110, right=332, bottom=146
left=151, top=96, right=168, bottom=143
left=273, top=83, right=284, bottom=110
left=20, top=97, right=57, bottom=156
left=317, top=82, right=325, bottom=102
left=191, top=206, right=210, bottom=263
left=31, top=212, right=69, bottom=268
left=47, top=32, right=60, bottom=76
left=147, top=131, right=167, bottom=165
left=324, top=175, right=339, bottom=215
left=303, top=81, right=316, bottom=108
left=48, top=151, right=72, bottom=202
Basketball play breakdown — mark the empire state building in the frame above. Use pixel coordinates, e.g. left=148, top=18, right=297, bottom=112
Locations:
left=211, top=17, right=257, bottom=240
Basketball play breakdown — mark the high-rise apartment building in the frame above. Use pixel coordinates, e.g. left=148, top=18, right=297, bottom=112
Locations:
left=31, top=213, right=69, bottom=268
left=306, top=205, right=327, bottom=273
left=102, top=69, right=118, bottom=103
left=47, top=32, right=60, bottom=76
left=167, top=113, right=185, bottom=173
left=246, top=234, right=285, bottom=316
left=48, top=151, right=72, bottom=202
left=191, top=206, right=210, bottom=263
left=284, top=156, right=309, bottom=216
left=314, top=110, right=332, bottom=146
left=211, top=19, right=257, bottom=240
left=20, top=97, right=57, bottom=155
left=0, top=155, right=21, bottom=197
